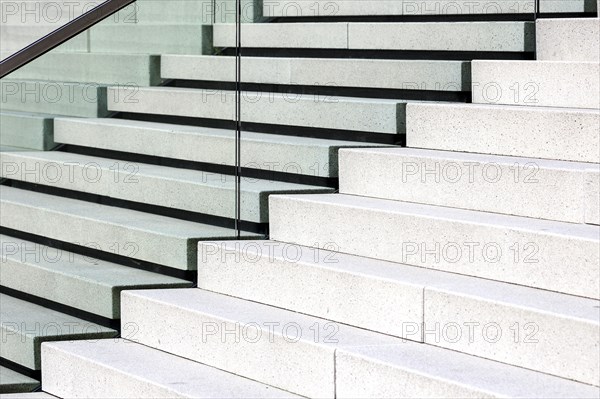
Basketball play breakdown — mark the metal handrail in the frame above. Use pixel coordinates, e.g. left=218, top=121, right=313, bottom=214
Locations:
left=0, top=0, right=136, bottom=78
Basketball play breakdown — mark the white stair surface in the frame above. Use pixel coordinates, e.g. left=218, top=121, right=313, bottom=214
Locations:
left=107, top=86, right=408, bottom=134
left=0, top=393, right=57, bottom=398
left=121, top=288, right=599, bottom=397
left=53, top=118, right=387, bottom=178
left=41, top=339, right=300, bottom=398
left=0, top=366, right=39, bottom=394
left=0, top=80, right=108, bottom=117
left=336, top=344, right=600, bottom=398
left=262, top=0, right=595, bottom=16
left=0, top=151, right=334, bottom=223
left=472, top=61, right=600, bottom=109
left=269, top=194, right=600, bottom=298
left=198, top=240, right=600, bottom=348
left=88, top=24, right=212, bottom=55
left=162, top=55, right=469, bottom=91
left=405, top=103, right=600, bottom=163
left=0, top=235, right=192, bottom=319
left=537, top=18, right=600, bottom=62
left=0, top=111, right=54, bottom=151
left=5, top=52, right=162, bottom=86
left=339, top=147, right=600, bottom=223
left=423, top=275, right=600, bottom=386
left=0, top=186, right=255, bottom=270
left=0, top=294, right=116, bottom=370
left=213, top=22, right=533, bottom=51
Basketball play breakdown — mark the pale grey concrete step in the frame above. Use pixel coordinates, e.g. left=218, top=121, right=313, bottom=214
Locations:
left=107, top=86, right=407, bottom=134
left=336, top=344, right=600, bottom=398
left=339, top=147, right=600, bottom=223
left=0, top=146, right=29, bottom=152
left=0, top=393, right=57, bottom=398
left=424, top=274, right=600, bottom=386
left=263, top=0, right=595, bottom=16
left=41, top=339, right=300, bottom=398
left=0, top=235, right=192, bottom=319
left=0, top=294, right=116, bottom=370
left=472, top=60, right=600, bottom=109
left=214, top=22, right=533, bottom=52
left=269, top=194, right=600, bottom=298
left=122, top=288, right=600, bottom=397
left=198, top=240, right=600, bottom=348
left=0, top=80, right=108, bottom=117
left=54, top=118, right=388, bottom=177
left=586, top=171, right=600, bottom=225
left=406, top=103, right=600, bottom=163
left=0, top=111, right=54, bottom=151
left=162, top=55, right=469, bottom=91
left=121, top=288, right=400, bottom=398
left=6, top=52, right=161, bottom=86
left=537, top=18, right=600, bottom=62
left=89, top=24, right=212, bottom=55
left=0, top=25, right=88, bottom=58
left=0, top=366, right=39, bottom=394
left=0, top=151, right=334, bottom=223
left=0, top=186, right=253, bottom=270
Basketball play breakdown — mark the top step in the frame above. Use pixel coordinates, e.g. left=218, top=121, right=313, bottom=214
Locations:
left=213, top=22, right=534, bottom=52
left=262, top=0, right=596, bottom=17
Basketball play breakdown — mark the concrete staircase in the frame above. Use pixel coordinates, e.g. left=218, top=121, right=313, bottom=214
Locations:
left=1, top=0, right=599, bottom=397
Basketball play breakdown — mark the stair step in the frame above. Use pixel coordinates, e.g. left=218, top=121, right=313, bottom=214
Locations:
left=107, top=86, right=407, bottom=134
left=405, top=102, right=600, bottom=163
left=0, top=294, right=116, bottom=370
left=0, top=151, right=333, bottom=223
left=0, top=366, right=39, bottom=394
left=198, top=240, right=600, bottom=350
left=336, top=344, right=600, bottom=398
left=41, top=339, right=300, bottom=398
left=6, top=52, right=161, bottom=86
left=0, top=393, right=57, bottom=398
left=162, top=55, right=469, bottom=91
left=263, top=0, right=595, bottom=16
left=537, top=18, right=600, bottom=62
left=0, top=80, right=108, bottom=118
left=54, top=118, right=388, bottom=178
left=0, top=186, right=254, bottom=270
left=122, top=288, right=600, bottom=396
left=269, top=193, right=600, bottom=298
left=0, top=25, right=88, bottom=56
left=213, top=22, right=533, bottom=52
left=0, top=234, right=192, bottom=319
left=89, top=24, right=212, bottom=55
left=472, top=60, right=600, bottom=109
left=339, top=147, right=600, bottom=223
left=422, top=272, right=600, bottom=386
left=0, top=111, right=55, bottom=151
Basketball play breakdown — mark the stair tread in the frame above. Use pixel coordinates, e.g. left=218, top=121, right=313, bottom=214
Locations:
left=0, top=294, right=116, bottom=369
left=123, top=288, right=599, bottom=397
left=161, top=55, right=469, bottom=91
left=0, top=234, right=192, bottom=318
left=0, top=366, right=39, bottom=392
left=41, top=339, right=300, bottom=398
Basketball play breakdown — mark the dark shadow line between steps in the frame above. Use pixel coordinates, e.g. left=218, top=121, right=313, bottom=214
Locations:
left=168, top=80, right=472, bottom=102
left=267, top=12, right=597, bottom=23
left=0, top=357, right=41, bottom=381
left=0, top=226, right=197, bottom=283
left=60, top=144, right=340, bottom=187
left=1, top=180, right=269, bottom=235
left=114, top=112, right=403, bottom=144
left=218, top=47, right=536, bottom=61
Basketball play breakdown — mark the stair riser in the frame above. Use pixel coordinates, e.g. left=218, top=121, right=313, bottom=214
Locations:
left=269, top=196, right=600, bottom=299
left=537, top=19, right=600, bottom=62
left=0, top=112, right=54, bottom=151
left=339, top=149, right=600, bottom=224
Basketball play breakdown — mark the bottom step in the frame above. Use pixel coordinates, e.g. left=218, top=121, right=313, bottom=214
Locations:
left=0, top=366, right=39, bottom=394
left=41, top=339, right=300, bottom=398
